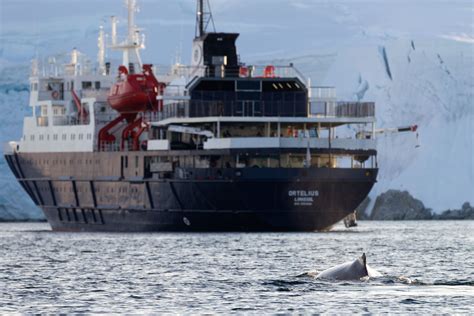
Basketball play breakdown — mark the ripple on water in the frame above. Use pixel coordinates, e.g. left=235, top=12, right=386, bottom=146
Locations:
left=0, top=221, right=473, bottom=314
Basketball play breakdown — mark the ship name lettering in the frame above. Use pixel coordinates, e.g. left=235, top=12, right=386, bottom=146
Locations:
left=288, top=190, right=319, bottom=197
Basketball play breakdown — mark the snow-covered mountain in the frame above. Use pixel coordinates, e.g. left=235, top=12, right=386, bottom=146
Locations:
left=0, top=0, right=472, bottom=219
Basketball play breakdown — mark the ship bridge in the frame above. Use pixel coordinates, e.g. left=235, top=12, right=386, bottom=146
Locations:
left=148, top=62, right=377, bottom=170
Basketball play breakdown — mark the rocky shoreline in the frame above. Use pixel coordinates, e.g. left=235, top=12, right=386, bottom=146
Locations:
left=358, top=190, right=474, bottom=220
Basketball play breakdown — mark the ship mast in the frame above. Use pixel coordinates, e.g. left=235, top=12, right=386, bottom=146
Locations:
left=97, top=26, right=106, bottom=75
left=109, top=0, right=144, bottom=73
left=196, top=0, right=216, bottom=38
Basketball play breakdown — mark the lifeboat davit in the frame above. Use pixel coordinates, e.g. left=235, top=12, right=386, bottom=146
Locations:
left=107, top=64, right=164, bottom=114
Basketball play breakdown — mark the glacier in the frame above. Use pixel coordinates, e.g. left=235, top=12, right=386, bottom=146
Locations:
left=0, top=0, right=472, bottom=219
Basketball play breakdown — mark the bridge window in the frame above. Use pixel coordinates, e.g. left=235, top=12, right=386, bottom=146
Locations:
left=82, top=81, right=92, bottom=89
left=236, top=80, right=261, bottom=92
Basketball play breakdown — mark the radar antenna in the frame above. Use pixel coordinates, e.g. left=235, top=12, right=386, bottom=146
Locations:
left=196, top=0, right=216, bottom=37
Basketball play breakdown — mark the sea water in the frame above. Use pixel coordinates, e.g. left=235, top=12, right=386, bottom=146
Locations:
left=0, top=221, right=473, bottom=314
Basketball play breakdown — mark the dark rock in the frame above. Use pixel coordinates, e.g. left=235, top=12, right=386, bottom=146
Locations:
left=371, top=190, right=432, bottom=220
left=462, top=202, right=472, bottom=212
left=434, top=202, right=474, bottom=220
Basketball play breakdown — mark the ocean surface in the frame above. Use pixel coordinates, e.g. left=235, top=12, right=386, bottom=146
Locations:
left=0, top=221, right=473, bottom=314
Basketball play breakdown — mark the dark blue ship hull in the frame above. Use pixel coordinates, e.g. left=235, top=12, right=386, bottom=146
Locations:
left=5, top=152, right=377, bottom=232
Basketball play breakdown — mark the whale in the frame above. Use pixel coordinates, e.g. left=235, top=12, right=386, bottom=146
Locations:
left=315, top=253, right=382, bottom=281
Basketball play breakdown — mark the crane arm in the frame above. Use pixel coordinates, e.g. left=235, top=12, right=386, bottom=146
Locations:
left=374, top=125, right=418, bottom=135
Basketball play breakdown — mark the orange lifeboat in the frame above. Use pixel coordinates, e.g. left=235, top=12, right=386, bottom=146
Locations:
left=107, top=64, right=164, bottom=114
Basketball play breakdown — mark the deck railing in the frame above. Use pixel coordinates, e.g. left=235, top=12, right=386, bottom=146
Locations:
left=310, top=101, right=375, bottom=118
left=310, top=87, right=336, bottom=100
left=162, top=100, right=375, bottom=120
left=163, top=100, right=308, bottom=119
left=155, top=64, right=308, bottom=83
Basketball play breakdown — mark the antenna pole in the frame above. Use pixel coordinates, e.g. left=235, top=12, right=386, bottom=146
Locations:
left=98, top=26, right=106, bottom=75
left=196, top=0, right=215, bottom=37
left=127, top=0, right=136, bottom=42
left=198, top=0, right=204, bottom=37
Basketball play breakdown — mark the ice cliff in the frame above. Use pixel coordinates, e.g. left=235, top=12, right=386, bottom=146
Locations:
left=0, top=0, right=472, bottom=219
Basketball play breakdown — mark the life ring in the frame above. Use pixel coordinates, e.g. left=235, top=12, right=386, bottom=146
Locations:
left=52, top=91, right=60, bottom=100
left=264, top=65, right=276, bottom=78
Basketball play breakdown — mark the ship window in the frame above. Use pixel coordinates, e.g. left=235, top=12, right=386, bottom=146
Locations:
left=125, top=156, right=129, bottom=168
left=135, top=156, right=139, bottom=168
left=95, top=81, right=101, bottom=90
left=236, top=80, right=261, bottom=92
left=62, top=134, right=66, bottom=141
left=82, top=81, right=92, bottom=89
left=71, top=134, right=76, bottom=140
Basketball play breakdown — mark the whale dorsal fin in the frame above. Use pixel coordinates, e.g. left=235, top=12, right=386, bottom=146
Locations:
left=361, top=253, right=368, bottom=276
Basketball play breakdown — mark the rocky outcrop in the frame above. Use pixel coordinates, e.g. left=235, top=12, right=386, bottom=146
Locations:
left=435, top=202, right=474, bottom=220
left=370, top=190, right=432, bottom=220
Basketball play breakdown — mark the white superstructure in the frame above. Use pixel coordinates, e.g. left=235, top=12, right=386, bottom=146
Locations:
left=10, top=0, right=385, bottom=174
left=14, top=1, right=178, bottom=154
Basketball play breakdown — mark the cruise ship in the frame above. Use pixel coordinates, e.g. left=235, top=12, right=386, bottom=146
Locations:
left=4, top=0, right=383, bottom=232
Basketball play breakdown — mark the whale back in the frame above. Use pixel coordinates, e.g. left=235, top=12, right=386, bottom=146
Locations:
left=316, top=253, right=371, bottom=281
